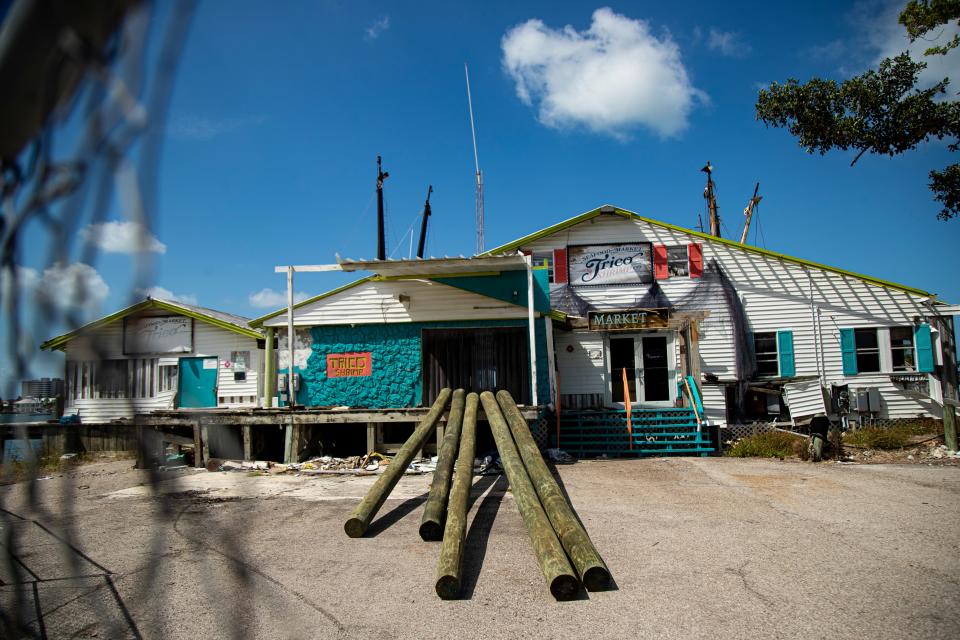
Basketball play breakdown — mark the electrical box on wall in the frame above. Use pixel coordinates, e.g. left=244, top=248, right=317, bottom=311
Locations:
left=850, top=387, right=881, bottom=414
left=277, top=372, right=300, bottom=393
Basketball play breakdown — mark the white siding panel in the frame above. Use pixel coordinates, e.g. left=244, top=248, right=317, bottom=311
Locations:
left=554, top=331, right=606, bottom=395
left=72, top=391, right=176, bottom=422
left=783, top=379, right=827, bottom=419
left=262, top=280, right=528, bottom=327
left=699, top=384, right=726, bottom=427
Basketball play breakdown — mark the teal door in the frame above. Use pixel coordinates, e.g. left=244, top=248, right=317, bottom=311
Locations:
left=178, top=357, right=218, bottom=408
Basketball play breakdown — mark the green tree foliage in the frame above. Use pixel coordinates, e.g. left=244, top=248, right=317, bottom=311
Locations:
left=756, top=1, right=960, bottom=220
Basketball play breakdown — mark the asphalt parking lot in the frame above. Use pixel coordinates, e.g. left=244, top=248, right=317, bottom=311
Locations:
left=1, top=457, right=958, bottom=639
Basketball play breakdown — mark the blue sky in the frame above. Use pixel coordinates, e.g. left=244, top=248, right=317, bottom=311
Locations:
left=4, top=0, right=959, bottom=390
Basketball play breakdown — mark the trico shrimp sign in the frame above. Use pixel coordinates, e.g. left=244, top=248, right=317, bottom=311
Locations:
left=326, top=352, right=372, bottom=378
left=567, top=243, right=652, bottom=286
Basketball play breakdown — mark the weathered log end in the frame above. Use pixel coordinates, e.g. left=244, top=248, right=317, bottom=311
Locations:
left=435, top=574, right=461, bottom=600
left=418, top=520, right=443, bottom=542
left=582, top=564, right=611, bottom=591
left=549, top=574, right=580, bottom=601
left=344, top=517, right=367, bottom=539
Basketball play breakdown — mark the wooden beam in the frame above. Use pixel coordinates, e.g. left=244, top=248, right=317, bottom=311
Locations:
left=160, top=432, right=195, bottom=447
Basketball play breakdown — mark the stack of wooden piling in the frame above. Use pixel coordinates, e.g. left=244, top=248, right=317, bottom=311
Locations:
left=343, top=387, right=610, bottom=601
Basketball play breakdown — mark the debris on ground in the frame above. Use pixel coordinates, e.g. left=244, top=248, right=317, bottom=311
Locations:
left=545, top=448, right=576, bottom=464
left=208, top=452, right=432, bottom=475
left=842, top=440, right=959, bottom=465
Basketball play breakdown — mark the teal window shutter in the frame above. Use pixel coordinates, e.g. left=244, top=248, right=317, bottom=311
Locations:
left=777, top=330, right=795, bottom=377
left=840, top=328, right=857, bottom=375
left=915, top=323, right=934, bottom=373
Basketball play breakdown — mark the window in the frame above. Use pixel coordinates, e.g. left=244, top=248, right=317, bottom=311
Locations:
left=753, top=332, right=779, bottom=377
left=159, top=364, right=178, bottom=392
left=666, top=246, right=689, bottom=277
left=854, top=328, right=881, bottom=373
left=890, top=326, right=916, bottom=371
left=531, top=252, right=554, bottom=283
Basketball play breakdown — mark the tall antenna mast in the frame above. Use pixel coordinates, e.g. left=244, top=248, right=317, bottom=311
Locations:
left=739, top=182, right=762, bottom=245
left=376, top=155, right=389, bottom=260
left=701, top=161, right=721, bottom=238
left=465, top=62, right=484, bottom=254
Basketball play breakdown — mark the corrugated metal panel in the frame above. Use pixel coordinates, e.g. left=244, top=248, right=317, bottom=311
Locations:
left=783, top=379, right=826, bottom=418
left=261, top=280, right=528, bottom=327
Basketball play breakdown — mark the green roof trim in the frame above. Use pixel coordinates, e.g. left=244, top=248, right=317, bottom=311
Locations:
left=41, top=298, right=262, bottom=351
left=483, top=205, right=933, bottom=297
left=248, top=277, right=372, bottom=327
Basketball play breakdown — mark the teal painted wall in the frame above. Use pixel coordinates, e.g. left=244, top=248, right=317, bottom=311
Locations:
left=283, top=319, right=550, bottom=408
left=433, top=268, right=550, bottom=312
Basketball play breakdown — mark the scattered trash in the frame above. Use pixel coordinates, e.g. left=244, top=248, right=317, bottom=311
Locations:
left=545, top=448, right=575, bottom=464
left=60, top=453, right=78, bottom=460
left=205, top=451, right=433, bottom=475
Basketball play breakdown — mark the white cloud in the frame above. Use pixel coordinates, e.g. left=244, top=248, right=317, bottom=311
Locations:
left=248, top=288, right=310, bottom=309
left=860, top=0, right=960, bottom=92
left=501, top=7, right=706, bottom=139
left=706, top=28, right=751, bottom=58
left=10, top=263, right=110, bottom=313
left=168, top=114, right=267, bottom=141
left=137, top=286, right=198, bottom=306
left=80, top=220, right=166, bottom=254
left=365, top=15, right=390, bottom=40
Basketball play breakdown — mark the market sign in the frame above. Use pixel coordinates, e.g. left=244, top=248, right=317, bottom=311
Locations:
left=568, top=243, right=652, bottom=286
left=326, top=352, right=372, bottom=378
left=588, top=308, right=670, bottom=331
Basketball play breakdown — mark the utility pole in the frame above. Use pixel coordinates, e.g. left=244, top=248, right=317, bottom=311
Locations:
left=376, top=155, right=389, bottom=260
left=416, top=185, right=433, bottom=259
left=739, top=182, right=762, bottom=245
left=702, top=162, right=721, bottom=238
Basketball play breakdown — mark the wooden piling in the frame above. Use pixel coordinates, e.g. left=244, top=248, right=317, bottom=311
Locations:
left=344, top=389, right=452, bottom=538
left=243, top=425, right=253, bottom=461
left=496, top=390, right=611, bottom=591
left=479, top=391, right=579, bottom=601
left=420, top=389, right=466, bottom=541
left=193, top=422, right=203, bottom=468
left=945, top=404, right=958, bottom=452
left=435, top=392, right=478, bottom=598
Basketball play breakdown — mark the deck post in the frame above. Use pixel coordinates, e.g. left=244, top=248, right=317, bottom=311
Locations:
left=944, top=403, right=958, bottom=452
left=243, top=425, right=252, bottom=461
left=524, top=252, right=538, bottom=405
left=264, top=327, right=275, bottom=408
left=366, top=422, right=377, bottom=453
left=200, top=423, right=210, bottom=468
left=284, top=418, right=294, bottom=463
left=193, top=422, right=202, bottom=467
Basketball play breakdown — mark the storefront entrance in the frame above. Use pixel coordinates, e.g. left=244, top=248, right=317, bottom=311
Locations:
left=608, top=333, right=674, bottom=407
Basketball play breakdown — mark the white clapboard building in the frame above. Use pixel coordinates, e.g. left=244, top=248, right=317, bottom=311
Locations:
left=485, top=206, right=958, bottom=431
left=41, top=297, right=264, bottom=421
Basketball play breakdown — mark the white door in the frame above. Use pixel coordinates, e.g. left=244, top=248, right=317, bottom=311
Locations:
left=608, top=333, right=674, bottom=407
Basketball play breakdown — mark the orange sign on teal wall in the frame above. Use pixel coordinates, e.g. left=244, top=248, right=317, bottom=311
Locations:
left=326, top=352, right=372, bottom=378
